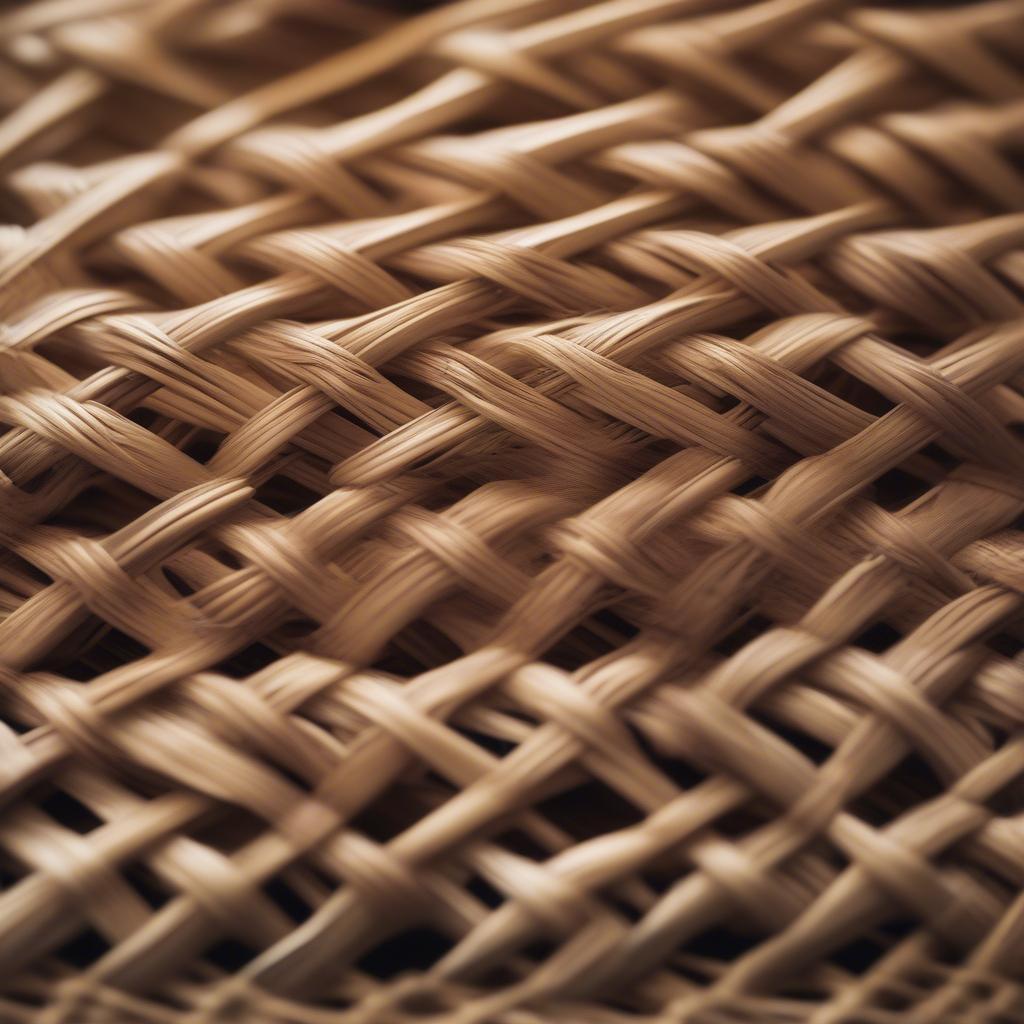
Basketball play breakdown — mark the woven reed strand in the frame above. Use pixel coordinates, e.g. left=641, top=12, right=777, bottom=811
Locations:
left=2, top=0, right=1024, bottom=1021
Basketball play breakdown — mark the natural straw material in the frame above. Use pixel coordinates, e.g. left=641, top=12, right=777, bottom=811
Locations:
left=2, top=0, right=1024, bottom=1021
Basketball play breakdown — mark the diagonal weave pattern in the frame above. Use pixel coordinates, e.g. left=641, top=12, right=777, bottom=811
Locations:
left=3, top=0, right=1024, bottom=1021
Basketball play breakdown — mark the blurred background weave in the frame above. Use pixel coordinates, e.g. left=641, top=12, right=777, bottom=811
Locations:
left=2, top=0, right=1024, bottom=1021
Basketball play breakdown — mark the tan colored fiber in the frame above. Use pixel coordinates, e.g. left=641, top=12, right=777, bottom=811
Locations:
left=2, top=0, right=1024, bottom=1021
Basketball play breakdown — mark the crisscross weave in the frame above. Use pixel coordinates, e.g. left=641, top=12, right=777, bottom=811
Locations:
left=2, top=0, right=1024, bottom=1021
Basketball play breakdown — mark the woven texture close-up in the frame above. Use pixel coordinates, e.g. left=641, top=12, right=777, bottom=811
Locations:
left=2, top=0, right=1024, bottom=1021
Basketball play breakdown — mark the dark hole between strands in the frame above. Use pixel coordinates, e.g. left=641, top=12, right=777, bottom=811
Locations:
left=358, top=928, right=454, bottom=979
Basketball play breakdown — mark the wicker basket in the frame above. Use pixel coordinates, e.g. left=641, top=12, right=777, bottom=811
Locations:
left=2, top=0, right=1024, bottom=1021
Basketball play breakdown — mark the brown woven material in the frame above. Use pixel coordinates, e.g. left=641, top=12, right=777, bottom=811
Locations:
left=2, top=0, right=1024, bottom=1021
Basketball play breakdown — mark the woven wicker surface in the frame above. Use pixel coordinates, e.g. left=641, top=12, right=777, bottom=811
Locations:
left=2, top=0, right=1024, bottom=1021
